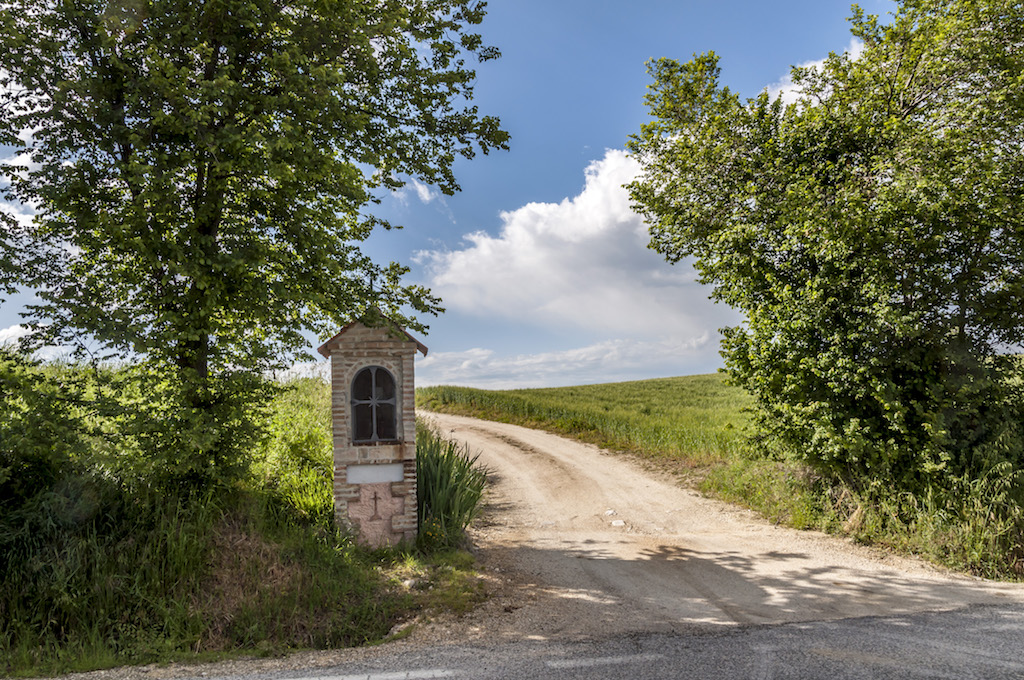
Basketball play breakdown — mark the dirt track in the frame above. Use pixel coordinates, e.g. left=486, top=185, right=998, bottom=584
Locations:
left=422, top=412, right=1024, bottom=641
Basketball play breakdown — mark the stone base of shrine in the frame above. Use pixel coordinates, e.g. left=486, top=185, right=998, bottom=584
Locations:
left=335, top=458, right=418, bottom=547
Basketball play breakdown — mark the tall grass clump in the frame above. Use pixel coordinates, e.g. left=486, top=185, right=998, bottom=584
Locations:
left=828, top=463, right=1024, bottom=578
left=416, top=421, right=487, bottom=550
left=0, top=477, right=221, bottom=673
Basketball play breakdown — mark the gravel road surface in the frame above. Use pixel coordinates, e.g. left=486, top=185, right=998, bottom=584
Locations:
left=420, top=412, right=1024, bottom=640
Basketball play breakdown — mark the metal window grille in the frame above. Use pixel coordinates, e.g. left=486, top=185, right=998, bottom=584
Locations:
left=351, top=366, right=398, bottom=443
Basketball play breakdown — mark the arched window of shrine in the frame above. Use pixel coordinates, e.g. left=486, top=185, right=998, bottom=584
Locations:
left=351, top=366, right=398, bottom=443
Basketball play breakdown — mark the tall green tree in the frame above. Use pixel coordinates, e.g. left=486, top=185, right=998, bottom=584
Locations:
left=628, top=0, right=1024, bottom=490
left=1, top=0, right=507, bottom=487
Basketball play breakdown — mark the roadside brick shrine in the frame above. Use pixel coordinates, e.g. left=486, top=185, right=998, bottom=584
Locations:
left=317, top=313, right=427, bottom=547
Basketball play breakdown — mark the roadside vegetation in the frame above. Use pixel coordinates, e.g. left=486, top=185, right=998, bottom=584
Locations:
left=419, top=375, right=1024, bottom=580
left=1, top=354, right=486, bottom=677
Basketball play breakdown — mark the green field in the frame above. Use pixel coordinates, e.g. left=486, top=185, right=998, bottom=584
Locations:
left=418, top=374, right=752, bottom=471
left=418, top=375, right=1024, bottom=580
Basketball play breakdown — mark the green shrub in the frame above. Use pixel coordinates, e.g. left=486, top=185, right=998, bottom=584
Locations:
left=0, top=349, right=88, bottom=513
left=416, top=421, right=488, bottom=551
left=702, top=458, right=824, bottom=530
left=254, top=378, right=334, bottom=529
left=106, top=365, right=276, bottom=494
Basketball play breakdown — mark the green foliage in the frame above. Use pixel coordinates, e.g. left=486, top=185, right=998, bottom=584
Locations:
left=627, top=0, right=1024, bottom=491
left=0, top=368, right=422, bottom=675
left=0, top=211, right=32, bottom=304
left=0, top=349, right=87, bottom=511
left=2, top=0, right=507, bottom=360
left=416, top=421, right=488, bottom=551
left=255, top=378, right=334, bottom=528
left=259, top=379, right=332, bottom=476
left=0, top=351, right=276, bottom=494
left=103, top=365, right=277, bottom=492
left=418, top=374, right=751, bottom=468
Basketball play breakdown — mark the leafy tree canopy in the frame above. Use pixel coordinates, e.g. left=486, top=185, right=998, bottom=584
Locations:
left=0, top=0, right=508, bottom=488
left=628, top=0, right=1024, bottom=490
left=1, top=0, right=507, bottom=373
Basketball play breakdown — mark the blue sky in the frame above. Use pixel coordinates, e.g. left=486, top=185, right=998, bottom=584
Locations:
left=1, top=0, right=895, bottom=388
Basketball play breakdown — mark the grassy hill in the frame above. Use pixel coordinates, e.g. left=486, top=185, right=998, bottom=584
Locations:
left=418, top=374, right=751, bottom=472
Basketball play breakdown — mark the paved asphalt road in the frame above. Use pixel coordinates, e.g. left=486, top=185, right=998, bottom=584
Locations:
left=184, top=604, right=1024, bottom=680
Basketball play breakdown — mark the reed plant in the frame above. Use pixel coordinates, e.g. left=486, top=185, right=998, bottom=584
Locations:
left=415, top=421, right=488, bottom=550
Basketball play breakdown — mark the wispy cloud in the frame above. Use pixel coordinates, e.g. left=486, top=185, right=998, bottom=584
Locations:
left=412, top=179, right=437, bottom=204
left=389, top=178, right=455, bottom=223
left=415, top=336, right=717, bottom=389
left=392, top=178, right=440, bottom=206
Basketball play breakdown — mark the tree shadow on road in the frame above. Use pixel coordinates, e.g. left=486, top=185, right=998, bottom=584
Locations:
left=463, top=536, right=1024, bottom=642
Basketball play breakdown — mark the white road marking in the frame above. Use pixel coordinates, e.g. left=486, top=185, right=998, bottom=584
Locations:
left=546, top=653, right=665, bottom=669
left=289, top=671, right=457, bottom=680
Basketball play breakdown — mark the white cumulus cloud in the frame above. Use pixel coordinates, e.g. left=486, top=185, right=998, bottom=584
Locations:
left=417, top=148, right=736, bottom=344
left=410, top=147, right=741, bottom=387
left=0, top=324, right=31, bottom=345
left=0, top=323, right=75, bottom=361
left=0, top=198, right=35, bottom=229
